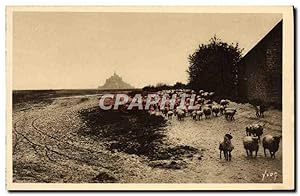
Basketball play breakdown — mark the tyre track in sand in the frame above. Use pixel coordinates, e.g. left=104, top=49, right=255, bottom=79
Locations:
left=12, top=98, right=144, bottom=183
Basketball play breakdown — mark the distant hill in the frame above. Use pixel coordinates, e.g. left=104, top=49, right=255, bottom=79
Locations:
left=98, top=72, right=134, bottom=90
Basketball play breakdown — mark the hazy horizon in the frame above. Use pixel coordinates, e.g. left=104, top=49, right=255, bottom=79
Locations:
left=13, top=12, right=282, bottom=90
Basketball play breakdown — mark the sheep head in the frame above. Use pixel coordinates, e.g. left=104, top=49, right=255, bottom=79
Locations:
left=252, top=136, right=259, bottom=143
left=225, top=133, right=233, bottom=140
left=273, top=136, right=282, bottom=143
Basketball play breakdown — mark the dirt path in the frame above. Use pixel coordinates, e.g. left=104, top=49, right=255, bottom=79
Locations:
left=129, top=103, right=282, bottom=183
left=12, top=96, right=282, bottom=183
left=164, top=109, right=282, bottom=183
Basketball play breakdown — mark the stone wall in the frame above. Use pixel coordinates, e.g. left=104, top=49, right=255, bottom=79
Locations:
left=238, top=20, right=282, bottom=107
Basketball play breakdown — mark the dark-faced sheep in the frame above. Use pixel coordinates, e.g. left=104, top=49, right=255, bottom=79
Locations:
left=177, top=109, right=185, bottom=121
left=255, top=105, right=267, bottom=117
left=262, top=135, right=282, bottom=158
left=202, top=92, right=209, bottom=99
left=203, top=107, right=212, bottom=119
left=219, top=105, right=225, bottom=115
left=224, top=108, right=237, bottom=121
left=219, top=134, right=234, bottom=161
left=212, top=105, right=220, bottom=117
left=243, top=136, right=259, bottom=158
left=167, top=111, right=174, bottom=119
left=246, top=124, right=264, bottom=141
left=220, top=99, right=229, bottom=107
left=206, top=99, right=213, bottom=105
left=162, top=107, right=169, bottom=116
left=192, top=111, right=197, bottom=120
left=196, top=110, right=203, bottom=120
left=197, top=98, right=205, bottom=105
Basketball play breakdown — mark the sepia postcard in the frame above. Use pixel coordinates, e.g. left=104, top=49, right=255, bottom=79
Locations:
left=6, top=6, right=294, bottom=191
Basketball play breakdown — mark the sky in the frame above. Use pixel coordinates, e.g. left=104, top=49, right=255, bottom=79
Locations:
left=12, top=12, right=282, bottom=90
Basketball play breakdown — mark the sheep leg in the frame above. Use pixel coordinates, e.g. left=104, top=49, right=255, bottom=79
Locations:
left=255, top=150, right=258, bottom=158
left=224, top=151, right=228, bottom=161
left=264, top=148, right=267, bottom=157
left=220, top=150, right=222, bottom=159
left=245, top=149, right=249, bottom=157
left=229, top=151, right=232, bottom=161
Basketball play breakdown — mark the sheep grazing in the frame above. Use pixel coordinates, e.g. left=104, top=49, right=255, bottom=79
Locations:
left=224, top=108, right=237, bottom=121
left=212, top=105, right=220, bottom=117
left=219, top=105, right=225, bottom=115
left=243, top=136, right=259, bottom=158
left=245, top=123, right=264, bottom=141
left=197, top=98, right=205, bottom=105
left=262, top=135, right=282, bottom=158
left=187, top=106, right=195, bottom=115
left=177, top=109, right=185, bottom=121
left=167, top=111, right=174, bottom=119
left=203, top=107, right=212, bottom=119
left=220, top=99, right=229, bottom=107
left=202, top=92, right=209, bottom=99
left=206, top=99, right=213, bottom=105
left=162, top=107, right=168, bottom=116
left=255, top=105, right=267, bottom=117
left=219, top=133, right=234, bottom=161
left=196, top=110, right=203, bottom=120
left=191, top=111, right=197, bottom=120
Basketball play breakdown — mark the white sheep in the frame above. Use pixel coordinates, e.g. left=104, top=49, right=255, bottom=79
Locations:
left=203, top=106, right=212, bottom=119
left=177, top=109, right=185, bottom=121
left=167, top=111, right=174, bottom=119
left=246, top=123, right=264, bottom=141
left=196, top=110, right=203, bottom=120
left=243, top=136, right=259, bottom=158
left=212, top=105, right=220, bottom=117
left=224, top=108, right=237, bottom=121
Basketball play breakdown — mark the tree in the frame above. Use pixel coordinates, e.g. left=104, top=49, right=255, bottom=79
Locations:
left=173, top=82, right=186, bottom=89
left=187, top=36, right=243, bottom=98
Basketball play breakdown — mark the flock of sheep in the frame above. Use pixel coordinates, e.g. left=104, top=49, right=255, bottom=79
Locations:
left=220, top=130, right=282, bottom=161
left=143, top=89, right=281, bottom=162
left=100, top=88, right=281, bottom=162
left=147, top=89, right=237, bottom=121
